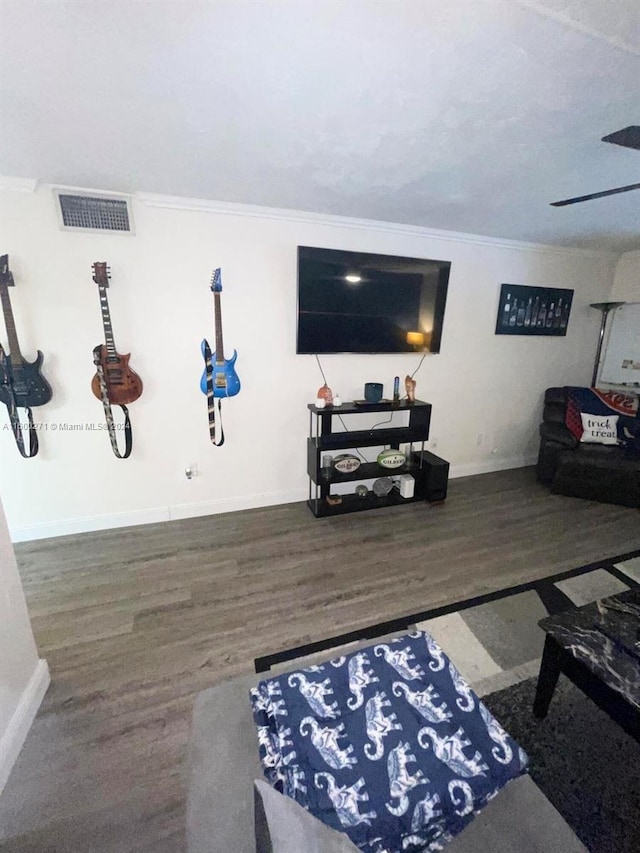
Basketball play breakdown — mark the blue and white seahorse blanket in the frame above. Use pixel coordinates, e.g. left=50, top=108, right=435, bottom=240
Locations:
left=249, top=631, right=528, bottom=853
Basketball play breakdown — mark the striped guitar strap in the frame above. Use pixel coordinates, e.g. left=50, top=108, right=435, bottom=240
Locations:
left=202, top=339, right=225, bottom=446
left=0, top=343, right=38, bottom=458
left=92, top=345, right=132, bottom=459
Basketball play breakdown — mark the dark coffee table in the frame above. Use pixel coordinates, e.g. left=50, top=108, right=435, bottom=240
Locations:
left=534, top=589, right=640, bottom=742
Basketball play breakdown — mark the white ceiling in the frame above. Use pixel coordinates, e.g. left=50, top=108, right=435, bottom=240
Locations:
left=1, top=0, right=639, bottom=252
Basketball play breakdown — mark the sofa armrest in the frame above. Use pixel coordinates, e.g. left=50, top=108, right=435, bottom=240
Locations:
left=539, top=421, right=578, bottom=448
left=537, top=420, right=576, bottom=485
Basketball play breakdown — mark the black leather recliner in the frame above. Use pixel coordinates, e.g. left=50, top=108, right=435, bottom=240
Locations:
left=537, top=387, right=640, bottom=508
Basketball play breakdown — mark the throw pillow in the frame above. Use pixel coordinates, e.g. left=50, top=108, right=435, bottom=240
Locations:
left=254, top=779, right=360, bottom=853
left=579, top=413, right=619, bottom=445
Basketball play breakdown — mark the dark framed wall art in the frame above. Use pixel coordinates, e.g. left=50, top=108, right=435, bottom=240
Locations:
left=495, top=284, right=574, bottom=336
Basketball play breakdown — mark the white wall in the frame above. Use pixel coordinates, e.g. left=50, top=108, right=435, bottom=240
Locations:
left=611, top=251, right=640, bottom=302
left=0, top=493, right=49, bottom=792
left=0, top=181, right=617, bottom=540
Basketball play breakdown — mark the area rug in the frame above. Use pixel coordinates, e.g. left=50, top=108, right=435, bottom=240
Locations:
left=416, top=551, right=640, bottom=698
left=483, top=676, right=640, bottom=853
left=256, top=549, right=640, bottom=697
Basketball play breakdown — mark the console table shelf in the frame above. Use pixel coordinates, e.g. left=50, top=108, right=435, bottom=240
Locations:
left=306, top=399, right=432, bottom=518
left=307, top=454, right=418, bottom=486
left=310, top=426, right=430, bottom=452
left=312, top=488, right=422, bottom=517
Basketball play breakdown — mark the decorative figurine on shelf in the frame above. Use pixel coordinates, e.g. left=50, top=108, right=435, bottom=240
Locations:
left=373, top=477, right=393, bottom=496
left=405, top=374, right=416, bottom=402
left=393, top=376, right=400, bottom=402
left=333, top=393, right=342, bottom=407
left=321, top=455, right=334, bottom=480
left=355, top=484, right=369, bottom=499
left=317, top=383, right=333, bottom=405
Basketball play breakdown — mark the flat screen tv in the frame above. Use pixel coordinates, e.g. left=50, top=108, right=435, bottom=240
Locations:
left=296, top=246, right=451, bottom=354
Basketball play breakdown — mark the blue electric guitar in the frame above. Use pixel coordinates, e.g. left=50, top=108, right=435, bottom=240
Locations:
left=200, top=268, right=240, bottom=399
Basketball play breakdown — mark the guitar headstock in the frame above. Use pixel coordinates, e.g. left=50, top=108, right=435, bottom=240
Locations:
left=0, top=255, right=15, bottom=288
left=210, top=268, right=222, bottom=293
left=92, top=262, right=111, bottom=287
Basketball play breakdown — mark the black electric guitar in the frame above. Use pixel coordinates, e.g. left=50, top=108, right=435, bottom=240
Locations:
left=0, top=255, right=52, bottom=410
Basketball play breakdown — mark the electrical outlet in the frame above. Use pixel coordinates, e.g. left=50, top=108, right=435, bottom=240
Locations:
left=185, top=464, right=199, bottom=480
left=476, top=433, right=484, bottom=446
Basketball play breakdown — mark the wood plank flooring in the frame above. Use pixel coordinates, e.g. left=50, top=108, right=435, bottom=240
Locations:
left=1, top=468, right=639, bottom=852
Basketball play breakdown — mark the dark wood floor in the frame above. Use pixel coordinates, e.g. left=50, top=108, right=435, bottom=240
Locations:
left=1, top=468, right=638, bottom=852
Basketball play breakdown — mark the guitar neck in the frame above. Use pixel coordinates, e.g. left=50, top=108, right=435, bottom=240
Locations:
left=0, top=285, right=24, bottom=365
left=214, top=292, right=225, bottom=364
left=98, top=286, right=117, bottom=356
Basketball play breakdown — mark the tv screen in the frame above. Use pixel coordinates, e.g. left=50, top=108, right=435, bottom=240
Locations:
left=296, top=246, right=451, bottom=354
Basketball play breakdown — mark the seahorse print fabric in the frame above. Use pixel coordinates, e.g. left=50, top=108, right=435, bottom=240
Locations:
left=249, top=631, right=528, bottom=853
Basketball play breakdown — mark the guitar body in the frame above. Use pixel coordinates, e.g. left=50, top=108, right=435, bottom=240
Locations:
left=91, top=346, right=143, bottom=405
left=200, top=341, right=240, bottom=398
left=0, top=350, right=52, bottom=408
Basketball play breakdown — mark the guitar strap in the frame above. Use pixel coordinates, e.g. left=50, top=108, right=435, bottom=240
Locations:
left=92, top=345, right=132, bottom=459
left=0, top=344, right=39, bottom=458
left=8, top=401, right=38, bottom=458
left=202, top=339, right=225, bottom=446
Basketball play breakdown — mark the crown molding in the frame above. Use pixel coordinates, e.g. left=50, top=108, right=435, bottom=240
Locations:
left=0, top=176, right=38, bottom=193
left=0, top=177, right=622, bottom=259
left=49, top=182, right=132, bottom=200
left=137, top=192, right=617, bottom=259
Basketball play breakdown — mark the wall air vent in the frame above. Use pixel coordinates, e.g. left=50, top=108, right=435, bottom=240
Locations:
left=54, top=191, right=134, bottom=234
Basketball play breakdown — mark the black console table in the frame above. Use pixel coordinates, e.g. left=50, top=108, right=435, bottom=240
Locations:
left=306, top=399, right=432, bottom=517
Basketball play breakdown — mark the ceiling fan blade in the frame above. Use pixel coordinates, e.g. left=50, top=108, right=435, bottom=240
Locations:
left=602, top=126, right=640, bottom=151
left=550, top=183, right=640, bottom=207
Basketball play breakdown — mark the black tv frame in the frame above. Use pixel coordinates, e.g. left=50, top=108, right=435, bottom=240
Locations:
left=296, top=246, right=451, bottom=355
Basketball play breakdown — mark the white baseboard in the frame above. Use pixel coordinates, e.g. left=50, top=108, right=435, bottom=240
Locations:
left=0, top=659, right=50, bottom=794
left=168, top=488, right=308, bottom=521
left=449, top=454, right=538, bottom=479
left=9, top=457, right=536, bottom=542
left=10, top=490, right=308, bottom=541
left=10, top=506, right=171, bottom=542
